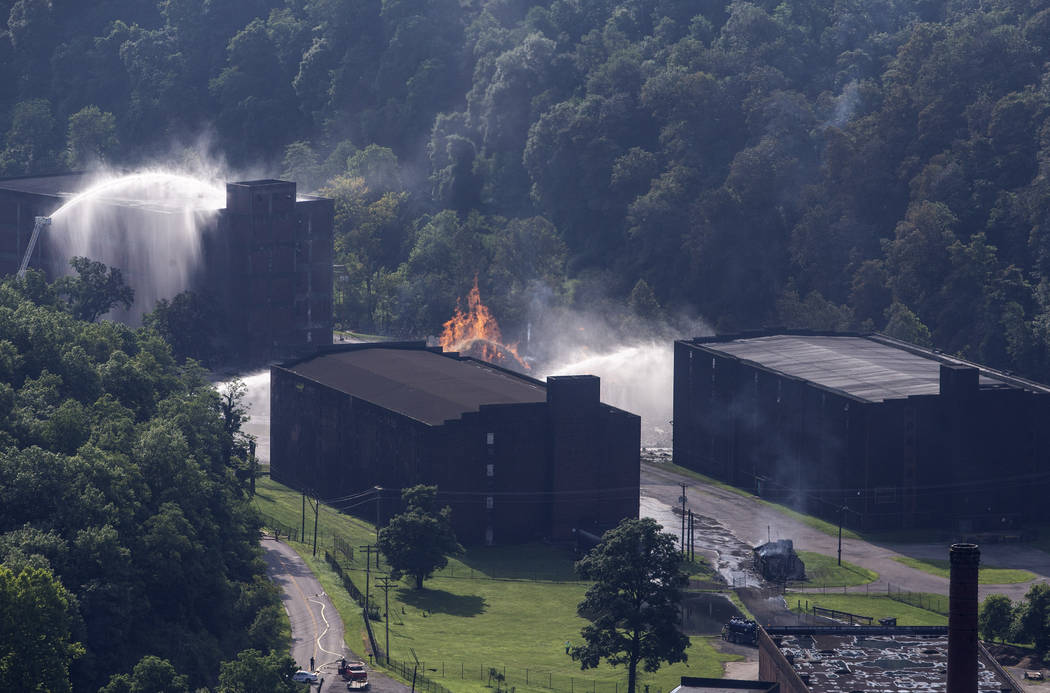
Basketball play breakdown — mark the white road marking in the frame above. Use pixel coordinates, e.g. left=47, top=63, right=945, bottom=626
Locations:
left=308, top=596, right=344, bottom=659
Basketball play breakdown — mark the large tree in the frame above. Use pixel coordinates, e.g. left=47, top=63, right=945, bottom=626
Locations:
left=216, top=649, right=300, bottom=693
left=1011, top=583, right=1050, bottom=658
left=0, top=563, right=84, bottom=693
left=979, top=594, right=1013, bottom=644
left=53, top=256, right=134, bottom=322
left=570, top=518, right=689, bottom=693
left=378, top=485, right=462, bottom=590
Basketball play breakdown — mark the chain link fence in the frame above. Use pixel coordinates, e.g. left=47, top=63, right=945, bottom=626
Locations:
left=884, top=583, right=949, bottom=615
left=377, top=658, right=635, bottom=693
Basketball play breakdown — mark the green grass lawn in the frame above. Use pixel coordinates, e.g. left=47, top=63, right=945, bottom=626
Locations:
left=785, top=591, right=948, bottom=626
left=892, top=556, right=1037, bottom=585
left=793, top=551, right=878, bottom=587
left=254, top=478, right=740, bottom=693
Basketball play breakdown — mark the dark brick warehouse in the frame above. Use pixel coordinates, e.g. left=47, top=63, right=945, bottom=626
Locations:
left=673, top=331, right=1050, bottom=532
left=0, top=172, right=333, bottom=364
left=270, top=342, right=640, bottom=545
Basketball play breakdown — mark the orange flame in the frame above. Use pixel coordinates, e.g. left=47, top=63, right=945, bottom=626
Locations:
left=439, top=276, right=530, bottom=370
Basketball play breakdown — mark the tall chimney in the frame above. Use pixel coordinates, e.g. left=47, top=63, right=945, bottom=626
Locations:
left=948, top=543, right=980, bottom=693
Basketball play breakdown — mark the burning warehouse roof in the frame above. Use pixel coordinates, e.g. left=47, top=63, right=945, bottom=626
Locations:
left=439, top=275, right=530, bottom=371
left=283, top=344, right=544, bottom=425
left=269, top=341, right=640, bottom=545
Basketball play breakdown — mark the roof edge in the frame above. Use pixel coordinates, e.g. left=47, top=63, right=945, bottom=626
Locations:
left=275, top=340, right=439, bottom=370
left=678, top=331, right=1050, bottom=395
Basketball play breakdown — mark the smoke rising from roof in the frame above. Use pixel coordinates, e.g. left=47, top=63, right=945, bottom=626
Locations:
left=526, top=290, right=711, bottom=446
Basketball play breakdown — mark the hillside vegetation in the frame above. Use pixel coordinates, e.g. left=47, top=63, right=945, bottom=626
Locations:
left=0, top=270, right=286, bottom=691
left=5, top=0, right=1050, bottom=378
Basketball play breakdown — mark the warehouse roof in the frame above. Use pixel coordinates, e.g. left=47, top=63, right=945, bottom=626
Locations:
left=281, top=345, right=547, bottom=425
left=764, top=627, right=1013, bottom=693
left=0, top=172, right=90, bottom=197
left=671, top=678, right=777, bottom=693
left=0, top=172, right=225, bottom=213
left=686, top=332, right=1050, bottom=402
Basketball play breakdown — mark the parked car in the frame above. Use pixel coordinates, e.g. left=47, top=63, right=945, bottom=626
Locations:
left=293, top=670, right=319, bottom=684
left=339, top=659, right=369, bottom=689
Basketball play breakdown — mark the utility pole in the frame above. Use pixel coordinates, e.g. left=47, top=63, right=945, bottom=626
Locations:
left=312, top=491, right=320, bottom=556
left=375, top=486, right=382, bottom=546
left=837, top=503, right=846, bottom=566
left=688, top=509, right=694, bottom=562
left=377, top=575, right=392, bottom=662
left=679, top=483, right=687, bottom=554
left=249, top=439, right=256, bottom=496
left=301, top=490, right=306, bottom=542
left=360, top=545, right=373, bottom=609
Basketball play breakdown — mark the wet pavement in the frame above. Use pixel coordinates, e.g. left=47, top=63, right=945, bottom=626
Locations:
left=641, top=457, right=1050, bottom=605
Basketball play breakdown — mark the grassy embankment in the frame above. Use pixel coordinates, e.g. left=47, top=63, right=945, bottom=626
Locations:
left=892, top=556, right=1036, bottom=585
left=793, top=551, right=878, bottom=588
left=253, top=477, right=740, bottom=693
left=784, top=591, right=949, bottom=626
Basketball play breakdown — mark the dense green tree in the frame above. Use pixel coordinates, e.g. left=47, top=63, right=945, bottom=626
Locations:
left=66, top=105, right=118, bottom=168
left=378, top=485, right=463, bottom=590
left=216, top=648, right=299, bottom=693
left=210, top=17, right=303, bottom=163
left=0, top=98, right=59, bottom=175
left=0, top=563, right=84, bottom=693
left=1012, top=583, right=1050, bottom=658
left=9, top=0, right=1050, bottom=381
left=321, top=174, right=412, bottom=331
left=979, top=594, right=1013, bottom=644
left=143, top=291, right=219, bottom=366
left=53, top=256, right=134, bottom=322
left=99, top=655, right=191, bottom=693
left=883, top=302, right=933, bottom=347
left=0, top=269, right=284, bottom=690
left=570, top=518, right=689, bottom=693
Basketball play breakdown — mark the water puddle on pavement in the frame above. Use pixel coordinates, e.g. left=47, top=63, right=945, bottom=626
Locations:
left=640, top=495, right=765, bottom=588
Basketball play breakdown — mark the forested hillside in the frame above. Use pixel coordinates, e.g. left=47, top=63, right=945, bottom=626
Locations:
left=0, top=268, right=290, bottom=691
left=5, top=0, right=1050, bottom=379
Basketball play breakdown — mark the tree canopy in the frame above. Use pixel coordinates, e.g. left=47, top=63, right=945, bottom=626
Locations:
left=978, top=594, right=1013, bottom=644
left=8, top=0, right=1050, bottom=379
left=0, top=268, right=286, bottom=690
left=378, top=485, right=463, bottom=590
left=571, top=518, right=689, bottom=693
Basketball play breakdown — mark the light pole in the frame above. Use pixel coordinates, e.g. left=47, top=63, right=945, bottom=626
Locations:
left=377, top=575, right=391, bottom=663
left=679, top=483, right=687, bottom=554
left=837, top=503, right=846, bottom=566
left=374, top=486, right=383, bottom=545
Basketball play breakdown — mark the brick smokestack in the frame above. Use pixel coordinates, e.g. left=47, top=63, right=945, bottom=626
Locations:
left=948, top=543, right=980, bottom=693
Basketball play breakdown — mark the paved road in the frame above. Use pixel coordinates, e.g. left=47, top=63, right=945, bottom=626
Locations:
left=262, top=537, right=347, bottom=688
left=261, top=536, right=410, bottom=693
left=640, top=461, right=1050, bottom=602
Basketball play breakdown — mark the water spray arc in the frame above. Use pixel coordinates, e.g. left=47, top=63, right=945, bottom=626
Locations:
left=14, top=171, right=226, bottom=322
